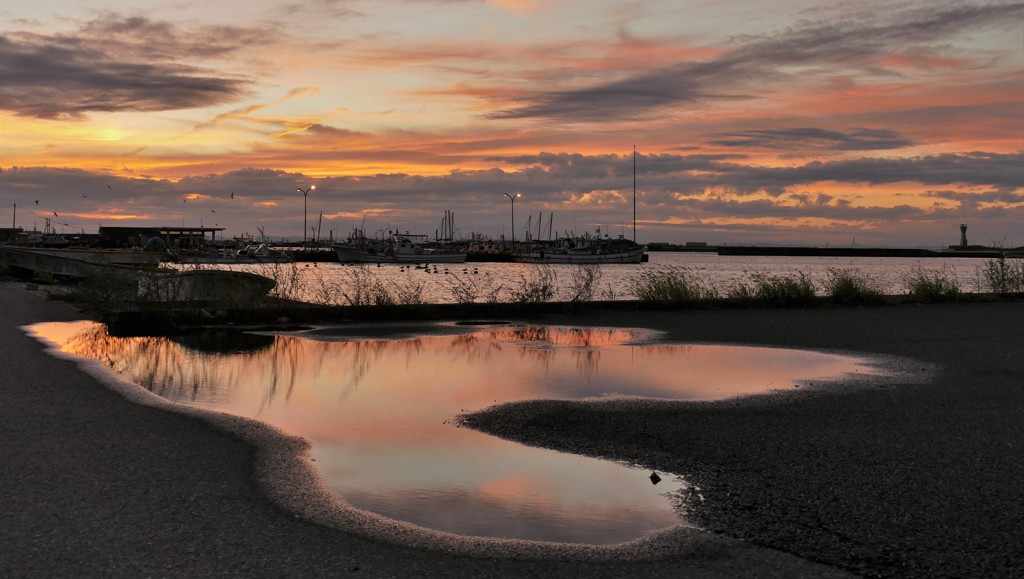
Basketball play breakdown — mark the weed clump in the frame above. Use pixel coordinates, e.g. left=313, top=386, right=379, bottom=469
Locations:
left=564, top=264, right=602, bottom=302
left=509, top=265, right=558, bottom=303
left=823, top=268, right=885, bottom=305
left=728, top=271, right=817, bottom=307
left=979, top=253, right=1024, bottom=294
left=905, top=266, right=961, bottom=302
left=628, top=267, right=718, bottom=304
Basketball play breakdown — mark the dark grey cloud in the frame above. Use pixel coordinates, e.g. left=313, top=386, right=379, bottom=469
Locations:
left=708, top=127, right=914, bottom=151
left=274, top=0, right=363, bottom=19
left=925, top=188, right=1024, bottom=204
left=491, top=1, right=1024, bottom=122
left=2, top=149, right=1020, bottom=245
left=483, top=151, right=1024, bottom=200
left=0, top=15, right=264, bottom=119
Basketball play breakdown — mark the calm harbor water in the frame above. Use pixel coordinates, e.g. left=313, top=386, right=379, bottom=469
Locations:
left=174, top=252, right=998, bottom=305
left=34, top=321, right=891, bottom=544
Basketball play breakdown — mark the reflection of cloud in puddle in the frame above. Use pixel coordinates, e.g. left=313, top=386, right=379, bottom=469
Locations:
left=29, top=320, right=909, bottom=548
left=479, top=474, right=555, bottom=507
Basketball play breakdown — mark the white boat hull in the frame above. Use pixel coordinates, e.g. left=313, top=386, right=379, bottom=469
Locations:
left=513, top=246, right=646, bottom=264
left=334, top=245, right=467, bottom=264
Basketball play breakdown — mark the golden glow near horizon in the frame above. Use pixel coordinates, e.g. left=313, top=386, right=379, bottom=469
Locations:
left=0, top=1, right=1021, bottom=246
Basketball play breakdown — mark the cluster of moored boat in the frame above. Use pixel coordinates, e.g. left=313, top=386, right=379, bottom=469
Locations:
left=331, top=228, right=646, bottom=264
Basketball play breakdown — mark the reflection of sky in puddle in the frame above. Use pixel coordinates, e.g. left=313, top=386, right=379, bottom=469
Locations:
left=33, top=321, right=882, bottom=545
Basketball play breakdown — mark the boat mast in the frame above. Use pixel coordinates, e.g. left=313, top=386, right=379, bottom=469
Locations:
left=633, top=145, right=637, bottom=244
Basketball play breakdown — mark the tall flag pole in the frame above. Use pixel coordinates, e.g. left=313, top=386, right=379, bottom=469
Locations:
left=633, top=146, right=637, bottom=243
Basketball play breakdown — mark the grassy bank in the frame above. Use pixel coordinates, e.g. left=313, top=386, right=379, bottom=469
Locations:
left=4, top=254, right=1021, bottom=333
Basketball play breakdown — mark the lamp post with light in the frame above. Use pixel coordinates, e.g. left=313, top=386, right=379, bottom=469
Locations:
left=504, top=192, right=520, bottom=250
left=298, top=186, right=315, bottom=247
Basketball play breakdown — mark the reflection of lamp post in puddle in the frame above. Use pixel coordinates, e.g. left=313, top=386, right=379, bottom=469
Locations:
left=504, top=192, right=521, bottom=250
left=297, top=186, right=316, bottom=248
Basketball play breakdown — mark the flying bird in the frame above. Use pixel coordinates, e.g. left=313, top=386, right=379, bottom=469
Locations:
left=210, top=209, right=216, bottom=213
left=82, top=194, right=87, bottom=198
left=183, top=199, right=187, bottom=203
left=35, top=200, right=38, bottom=205
left=107, top=185, right=112, bottom=189
left=53, top=212, right=58, bottom=217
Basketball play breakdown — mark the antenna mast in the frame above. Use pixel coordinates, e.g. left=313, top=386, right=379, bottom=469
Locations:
left=633, top=146, right=637, bottom=243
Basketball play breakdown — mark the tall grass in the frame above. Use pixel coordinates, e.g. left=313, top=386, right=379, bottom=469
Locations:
left=563, top=264, right=603, bottom=302
left=628, top=266, right=718, bottom=304
left=905, top=265, right=961, bottom=302
left=978, top=253, right=1024, bottom=294
left=55, top=268, right=143, bottom=315
left=509, top=265, right=558, bottom=303
left=445, top=271, right=504, bottom=304
left=337, top=265, right=426, bottom=306
left=727, top=271, right=817, bottom=307
left=823, top=268, right=885, bottom=305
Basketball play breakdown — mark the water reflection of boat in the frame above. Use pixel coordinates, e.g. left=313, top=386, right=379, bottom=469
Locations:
left=514, top=230, right=646, bottom=264
left=333, top=229, right=467, bottom=264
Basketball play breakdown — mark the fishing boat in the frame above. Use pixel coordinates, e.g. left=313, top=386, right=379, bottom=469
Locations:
left=513, top=229, right=646, bottom=264
left=510, top=148, right=647, bottom=265
left=334, top=229, right=467, bottom=264
left=172, top=243, right=292, bottom=264
left=139, top=269, right=276, bottom=305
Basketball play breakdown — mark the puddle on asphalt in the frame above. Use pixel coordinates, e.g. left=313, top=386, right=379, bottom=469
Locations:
left=31, top=321, right=886, bottom=545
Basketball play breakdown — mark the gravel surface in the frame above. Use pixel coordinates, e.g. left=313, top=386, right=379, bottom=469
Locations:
left=2, top=282, right=1021, bottom=578
left=463, top=301, right=1024, bottom=578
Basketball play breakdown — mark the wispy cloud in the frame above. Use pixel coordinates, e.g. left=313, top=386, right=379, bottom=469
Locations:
left=708, top=127, right=914, bottom=151
left=490, top=1, right=1024, bottom=122
left=0, top=15, right=270, bottom=119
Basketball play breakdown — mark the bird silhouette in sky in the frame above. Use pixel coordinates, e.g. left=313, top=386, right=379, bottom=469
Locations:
left=210, top=209, right=216, bottom=213
left=107, top=185, right=112, bottom=189
left=82, top=194, right=87, bottom=198
left=35, top=200, right=38, bottom=205
left=53, top=212, right=58, bottom=217
left=183, top=199, right=187, bottom=203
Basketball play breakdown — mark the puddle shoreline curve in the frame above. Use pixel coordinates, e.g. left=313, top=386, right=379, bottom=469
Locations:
left=25, top=321, right=928, bottom=564
left=25, top=322, right=752, bottom=562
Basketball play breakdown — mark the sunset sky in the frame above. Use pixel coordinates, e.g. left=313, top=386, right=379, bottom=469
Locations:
left=1, top=0, right=1021, bottom=247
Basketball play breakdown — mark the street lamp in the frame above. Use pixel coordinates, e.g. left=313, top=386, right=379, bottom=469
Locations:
left=504, top=192, right=521, bottom=249
left=297, top=185, right=316, bottom=247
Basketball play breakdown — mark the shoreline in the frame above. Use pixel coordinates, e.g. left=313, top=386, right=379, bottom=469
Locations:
left=3, top=282, right=1021, bottom=577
